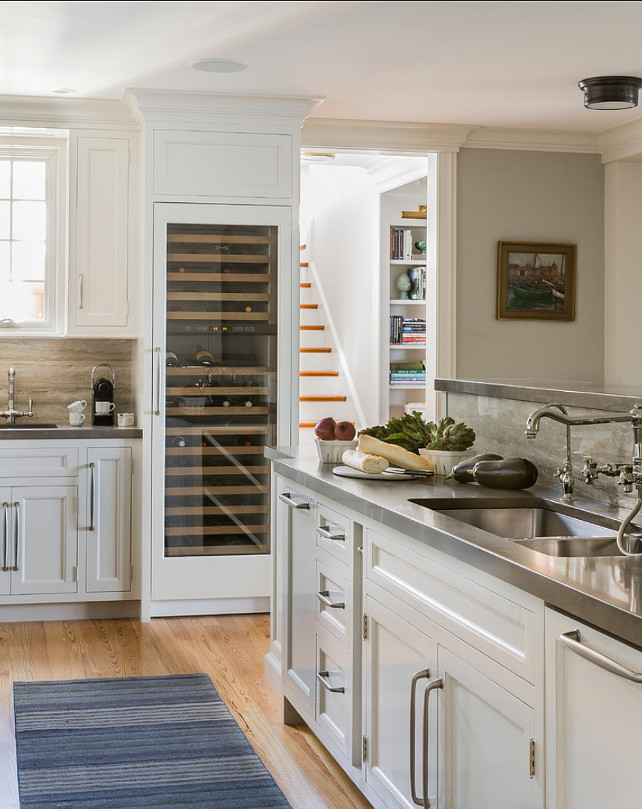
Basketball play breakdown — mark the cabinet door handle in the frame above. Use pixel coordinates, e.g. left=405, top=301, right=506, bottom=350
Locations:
left=317, top=590, right=345, bottom=609
left=560, top=630, right=642, bottom=683
left=79, top=273, right=84, bottom=309
left=89, top=462, right=96, bottom=531
left=2, top=502, right=9, bottom=572
left=317, top=525, right=345, bottom=541
left=278, top=492, right=311, bottom=509
left=410, top=668, right=431, bottom=806
left=422, top=678, right=443, bottom=809
left=13, top=502, right=19, bottom=572
left=316, top=670, right=345, bottom=693
left=154, top=346, right=161, bottom=416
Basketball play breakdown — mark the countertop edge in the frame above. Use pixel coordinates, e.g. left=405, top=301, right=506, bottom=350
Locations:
left=0, top=426, right=143, bottom=439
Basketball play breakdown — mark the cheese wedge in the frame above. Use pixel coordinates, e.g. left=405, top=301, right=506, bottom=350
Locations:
left=358, top=434, right=434, bottom=471
left=342, top=449, right=389, bottom=474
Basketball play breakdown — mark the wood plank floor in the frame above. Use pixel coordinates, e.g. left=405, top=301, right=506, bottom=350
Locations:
left=0, top=614, right=373, bottom=809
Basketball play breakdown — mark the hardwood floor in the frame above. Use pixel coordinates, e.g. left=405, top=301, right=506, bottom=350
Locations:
left=0, top=614, right=372, bottom=809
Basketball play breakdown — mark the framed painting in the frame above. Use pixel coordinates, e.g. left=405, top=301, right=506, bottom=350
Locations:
left=497, top=241, right=576, bottom=321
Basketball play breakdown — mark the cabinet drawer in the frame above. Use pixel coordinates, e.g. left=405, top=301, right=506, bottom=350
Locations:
left=316, top=502, right=352, bottom=565
left=0, top=448, right=78, bottom=479
left=315, top=626, right=352, bottom=763
left=316, top=554, right=351, bottom=648
left=365, top=528, right=539, bottom=684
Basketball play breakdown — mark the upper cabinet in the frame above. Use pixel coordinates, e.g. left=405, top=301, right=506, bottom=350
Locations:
left=67, top=133, right=139, bottom=337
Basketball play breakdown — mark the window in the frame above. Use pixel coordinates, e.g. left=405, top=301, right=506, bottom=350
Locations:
left=0, top=138, right=66, bottom=334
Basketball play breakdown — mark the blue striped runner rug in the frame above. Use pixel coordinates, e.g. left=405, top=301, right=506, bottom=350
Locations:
left=13, top=673, right=292, bottom=808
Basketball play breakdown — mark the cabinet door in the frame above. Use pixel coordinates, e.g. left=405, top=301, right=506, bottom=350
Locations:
left=279, top=489, right=317, bottom=718
left=545, top=608, right=642, bottom=809
left=0, top=490, right=12, bottom=595
left=69, top=136, right=130, bottom=332
left=364, top=593, right=436, bottom=809
left=436, top=646, right=542, bottom=809
left=86, top=448, right=132, bottom=592
left=11, top=486, right=77, bottom=595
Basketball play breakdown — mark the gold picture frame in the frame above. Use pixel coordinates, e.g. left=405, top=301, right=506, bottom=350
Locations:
left=497, top=241, right=576, bottom=321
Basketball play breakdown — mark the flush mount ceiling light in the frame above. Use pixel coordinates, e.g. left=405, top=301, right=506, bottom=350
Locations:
left=578, top=75, right=642, bottom=110
left=301, top=152, right=335, bottom=162
left=187, top=58, right=250, bottom=73
left=51, top=88, right=75, bottom=95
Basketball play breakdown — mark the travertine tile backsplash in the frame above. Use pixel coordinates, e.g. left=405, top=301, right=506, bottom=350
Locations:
left=0, top=339, right=136, bottom=424
left=447, top=391, right=640, bottom=508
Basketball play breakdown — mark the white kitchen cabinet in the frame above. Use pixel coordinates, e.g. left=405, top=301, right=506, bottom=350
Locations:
left=278, top=486, right=317, bottom=719
left=1, top=485, right=77, bottom=596
left=85, top=446, right=132, bottom=593
left=68, top=135, right=134, bottom=335
left=545, top=608, right=642, bottom=809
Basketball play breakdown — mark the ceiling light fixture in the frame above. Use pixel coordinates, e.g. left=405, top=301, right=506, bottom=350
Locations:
left=187, top=58, right=250, bottom=73
left=578, top=75, right=642, bottom=110
left=51, top=88, right=76, bottom=95
left=301, top=152, right=335, bottom=162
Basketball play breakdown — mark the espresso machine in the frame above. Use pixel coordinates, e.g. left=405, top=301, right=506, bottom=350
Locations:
left=91, top=363, right=115, bottom=426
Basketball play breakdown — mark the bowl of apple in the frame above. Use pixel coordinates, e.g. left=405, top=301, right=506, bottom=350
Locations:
left=314, top=417, right=357, bottom=463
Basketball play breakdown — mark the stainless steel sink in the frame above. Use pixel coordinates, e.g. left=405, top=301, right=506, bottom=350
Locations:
left=0, top=423, right=58, bottom=429
left=409, top=498, right=642, bottom=557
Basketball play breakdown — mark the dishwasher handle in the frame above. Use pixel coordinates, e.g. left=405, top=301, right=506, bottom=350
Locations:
left=560, top=630, right=642, bottom=683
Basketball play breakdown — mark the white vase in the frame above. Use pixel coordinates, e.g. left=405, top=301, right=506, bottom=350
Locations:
left=418, top=448, right=476, bottom=476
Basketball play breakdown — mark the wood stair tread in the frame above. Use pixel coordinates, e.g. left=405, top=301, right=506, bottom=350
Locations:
left=300, top=371, right=339, bottom=377
left=300, top=395, right=347, bottom=402
left=300, top=303, right=318, bottom=309
left=300, top=262, right=309, bottom=268
left=300, top=347, right=332, bottom=353
left=300, top=325, right=324, bottom=330
left=300, top=282, right=311, bottom=288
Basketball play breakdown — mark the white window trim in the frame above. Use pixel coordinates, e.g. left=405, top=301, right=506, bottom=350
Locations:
left=0, top=135, right=67, bottom=337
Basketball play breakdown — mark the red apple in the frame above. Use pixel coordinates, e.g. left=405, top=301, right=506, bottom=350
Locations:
left=334, top=421, right=356, bottom=441
left=314, top=417, right=337, bottom=440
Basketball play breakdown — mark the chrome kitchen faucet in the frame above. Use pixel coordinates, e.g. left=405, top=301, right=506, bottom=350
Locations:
left=0, top=368, right=33, bottom=424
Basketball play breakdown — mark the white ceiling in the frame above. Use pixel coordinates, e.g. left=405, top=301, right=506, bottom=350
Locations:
left=3, top=1, right=642, bottom=134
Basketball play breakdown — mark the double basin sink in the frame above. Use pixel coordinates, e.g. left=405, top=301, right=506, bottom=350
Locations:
left=411, top=498, right=642, bottom=558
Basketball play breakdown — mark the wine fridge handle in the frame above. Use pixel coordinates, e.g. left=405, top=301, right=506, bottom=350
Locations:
left=154, top=347, right=161, bottom=416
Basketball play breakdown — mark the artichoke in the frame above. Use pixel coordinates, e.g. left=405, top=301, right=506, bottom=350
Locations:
left=425, top=417, right=475, bottom=452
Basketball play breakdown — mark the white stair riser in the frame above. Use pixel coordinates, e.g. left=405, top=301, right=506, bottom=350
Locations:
left=299, top=352, right=334, bottom=371
left=299, top=401, right=353, bottom=422
left=299, top=329, right=328, bottom=348
left=299, top=376, right=342, bottom=394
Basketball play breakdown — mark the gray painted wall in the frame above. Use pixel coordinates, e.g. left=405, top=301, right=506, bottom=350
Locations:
left=456, top=149, right=604, bottom=384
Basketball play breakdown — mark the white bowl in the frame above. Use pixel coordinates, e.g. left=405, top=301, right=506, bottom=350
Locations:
left=418, top=448, right=476, bottom=476
left=315, top=438, right=357, bottom=464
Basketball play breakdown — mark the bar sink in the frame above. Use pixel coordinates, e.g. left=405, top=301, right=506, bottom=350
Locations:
left=409, top=499, right=642, bottom=557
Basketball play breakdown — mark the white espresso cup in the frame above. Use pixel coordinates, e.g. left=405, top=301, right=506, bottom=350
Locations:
left=69, top=412, right=85, bottom=426
left=95, top=401, right=115, bottom=415
left=117, top=412, right=135, bottom=428
left=68, top=400, right=87, bottom=413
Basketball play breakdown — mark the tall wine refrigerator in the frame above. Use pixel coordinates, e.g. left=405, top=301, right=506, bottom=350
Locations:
left=150, top=204, right=294, bottom=607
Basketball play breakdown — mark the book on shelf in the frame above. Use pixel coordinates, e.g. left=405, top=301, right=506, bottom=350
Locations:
left=389, top=315, right=426, bottom=345
left=390, top=227, right=417, bottom=261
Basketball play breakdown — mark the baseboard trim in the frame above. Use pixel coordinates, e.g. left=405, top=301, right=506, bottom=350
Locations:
left=149, top=597, right=270, bottom=617
left=0, top=600, right=140, bottom=623
left=264, top=651, right=281, bottom=693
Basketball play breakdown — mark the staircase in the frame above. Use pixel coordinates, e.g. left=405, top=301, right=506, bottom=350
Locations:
left=298, top=246, right=353, bottom=446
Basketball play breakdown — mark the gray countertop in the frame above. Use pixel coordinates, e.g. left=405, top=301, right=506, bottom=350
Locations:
left=0, top=425, right=142, bottom=439
left=268, top=446, right=642, bottom=650
left=435, top=377, right=642, bottom=412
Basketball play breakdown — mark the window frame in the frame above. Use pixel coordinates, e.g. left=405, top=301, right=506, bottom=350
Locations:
left=0, top=136, right=67, bottom=336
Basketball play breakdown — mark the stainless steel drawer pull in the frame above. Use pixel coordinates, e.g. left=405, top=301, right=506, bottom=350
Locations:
left=316, top=670, right=345, bottom=693
left=317, top=525, right=345, bottom=541
left=560, top=630, right=642, bottom=683
left=89, top=462, right=96, bottom=531
left=13, top=502, right=19, bottom=572
left=410, top=668, right=430, bottom=807
left=317, top=590, right=345, bottom=609
left=423, top=678, right=443, bottom=809
left=278, top=492, right=311, bottom=510
left=2, top=502, right=8, bottom=572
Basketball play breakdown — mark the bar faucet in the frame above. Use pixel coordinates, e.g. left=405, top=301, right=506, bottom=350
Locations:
left=0, top=368, right=34, bottom=424
left=525, top=402, right=642, bottom=555
left=524, top=403, right=576, bottom=501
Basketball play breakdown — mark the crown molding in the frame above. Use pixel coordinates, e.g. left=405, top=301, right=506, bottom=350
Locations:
left=597, top=117, right=642, bottom=163
left=124, top=89, right=324, bottom=130
left=0, top=95, right=139, bottom=130
left=462, top=127, right=600, bottom=154
left=302, top=118, right=475, bottom=153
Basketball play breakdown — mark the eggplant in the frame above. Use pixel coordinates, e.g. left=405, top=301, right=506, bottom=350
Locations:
left=473, top=458, right=538, bottom=490
left=451, top=453, right=504, bottom=483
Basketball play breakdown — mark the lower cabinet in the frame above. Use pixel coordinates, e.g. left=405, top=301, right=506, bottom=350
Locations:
left=544, top=608, right=642, bottom=809
left=0, top=485, right=77, bottom=596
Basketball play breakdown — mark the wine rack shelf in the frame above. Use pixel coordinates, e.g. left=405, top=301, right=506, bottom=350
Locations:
left=163, top=220, right=277, bottom=558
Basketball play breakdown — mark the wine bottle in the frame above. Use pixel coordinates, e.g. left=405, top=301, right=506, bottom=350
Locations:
left=167, top=435, right=187, bottom=447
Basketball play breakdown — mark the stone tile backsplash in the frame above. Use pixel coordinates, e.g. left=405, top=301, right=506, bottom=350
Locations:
left=0, top=338, right=136, bottom=425
left=446, top=391, right=639, bottom=507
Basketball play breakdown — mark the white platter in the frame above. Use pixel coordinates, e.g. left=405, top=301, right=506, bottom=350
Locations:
left=332, top=465, right=432, bottom=481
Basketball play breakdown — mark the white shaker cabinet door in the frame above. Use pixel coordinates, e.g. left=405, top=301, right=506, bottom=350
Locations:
left=545, top=608, right=642, bottom=809
left=436, top=646, right=542, bottom=809
left=11, top=486, right=77, bottom=595
left=86, top=448, right=132, bottom=593
left=0, top=491, right=12, bottom=595
left=363, top=593, right=436, bottom=809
